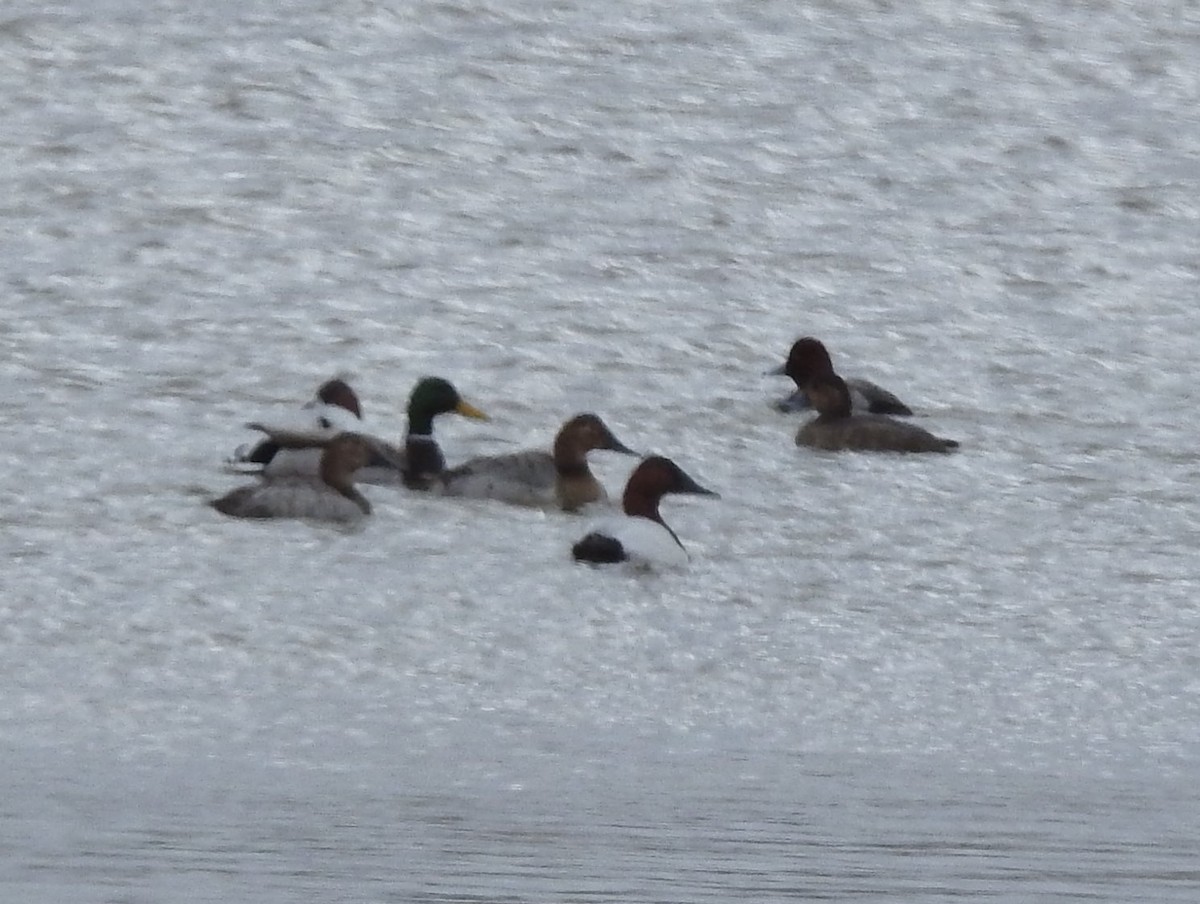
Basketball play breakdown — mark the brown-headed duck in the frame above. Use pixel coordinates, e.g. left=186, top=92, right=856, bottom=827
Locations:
left=436, top=413, right=637, bottom=511
left=211, top=429, right=404, bottom=523
left=770, top=336, right=913, bottom=416
left=229, top=377, right=488, bottom=488
left=572, top=456, right=719, bottom=568
left=228, top=376, right=365, bottom=478
left=796, top=373, right=958, bottom=453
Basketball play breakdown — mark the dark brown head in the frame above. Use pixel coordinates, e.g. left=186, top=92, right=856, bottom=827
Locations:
left=313, top=377, right=362, bottom=420
left=622, top=455, right=718, bottom=522
left=554, top=414, right=637, bottom=463
left=804, top=372, right=853, bottom=419
left=774, top=337, right=836, bottom=387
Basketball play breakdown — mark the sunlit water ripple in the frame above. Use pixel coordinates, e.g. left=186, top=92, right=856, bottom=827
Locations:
left=2, top=0, right=1199, bottom=900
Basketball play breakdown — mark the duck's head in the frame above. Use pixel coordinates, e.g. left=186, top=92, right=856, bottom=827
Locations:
left=556, top=413, right=638, bottom=458
left=307, top=377, right=362, bottom=420
left=804, top=372, right=853, bottom=418
left=408, top=377, right=488, bottom=423
left=622, top=455, right=718, bottom=520
left=769, top=337, right=835, bottom=387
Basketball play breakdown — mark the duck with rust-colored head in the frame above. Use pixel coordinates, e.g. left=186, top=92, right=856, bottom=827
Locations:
left=770, top=336, right=912, bottom=416
left=229, top=376, right=488, bottom=487
left=436, top=413, right=637, bottom=511
left=796, top=373, right=958, bottom=453
left=572, top=456, right=719, bottom=568
left=228, top=376, right=365, bottom=478
left=211, top=429, right=403, bottom=523
left=439, top=412, right=638, bottom=509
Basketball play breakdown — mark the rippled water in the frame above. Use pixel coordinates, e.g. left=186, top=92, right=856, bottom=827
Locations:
left=3, top=0, right=1199, bottom=900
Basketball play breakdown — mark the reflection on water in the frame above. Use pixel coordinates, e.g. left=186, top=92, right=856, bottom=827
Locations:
left=3, top=0, right=1200, bottom=900
left=5, top=743, right=1199, bottom=902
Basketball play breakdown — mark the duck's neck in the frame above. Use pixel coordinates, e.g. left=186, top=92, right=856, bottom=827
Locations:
left=407, top=406, right=438, bottom=437
left=403, top=434, right=445, bottom=490
left=320, top=462, right=371, bottom=514
left=622, top=487, right=685, bottom=549
left=821, top=398, right=853, bottom=420
left=809, top=376, right=853, bottom=420
left=553, top=437, right=593, bottom=479
left=625, top=496, right=684, bottom=549
left=622, top=492, right=662, bottom=525
left=556, top=472, right=602, bottom=512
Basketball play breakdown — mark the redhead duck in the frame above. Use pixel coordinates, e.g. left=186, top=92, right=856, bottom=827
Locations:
left=436, top=414, right=637, bottom=511
left=770, top=337, right=913, bottom=416
left=211, top=429, right=403, bottom=522
left=572, top=456, right=718, bottom=567
left=229, top=376, right=365, bottom=478
left=795, top=373, right=958, bottom=453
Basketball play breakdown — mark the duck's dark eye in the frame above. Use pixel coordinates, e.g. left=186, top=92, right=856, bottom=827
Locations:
left=318, top=417, right=332, bottom=429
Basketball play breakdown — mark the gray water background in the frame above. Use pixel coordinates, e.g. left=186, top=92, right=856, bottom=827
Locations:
left=2, top=0, right=1199, bottom=900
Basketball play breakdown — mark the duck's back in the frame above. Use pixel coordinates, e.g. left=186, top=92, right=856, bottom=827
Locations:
left=796, top=414, right=958, bottom=453
left=211, top=479, right=367, bottom=522
left=845, top=379, right=913, bottom=416
left=776, top=378, right=912, bottom=416
left=258, top=447, right=324, bottom=478
left=438, top=451, right=561, bottom=507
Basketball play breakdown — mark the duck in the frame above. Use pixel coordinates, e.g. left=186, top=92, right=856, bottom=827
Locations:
left=228, top=376, right=365, bottom=478
left=393, top=376, right=489, bottom=489
left=770, top=336, right=913, bottom=416
left=572, top=456, right=719, bottom=568
left=795, top=372, right=958, bottom=453
left=210, top=429, right=403, bottom=522
left=435, top=414, right=637, bottom=511
left=229, top=376, right=488, bottom=487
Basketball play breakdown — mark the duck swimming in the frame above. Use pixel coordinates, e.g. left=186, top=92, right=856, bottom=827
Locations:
left=229, top=376, right=365, bottom=478
left=394, top=376, right=489, bottom=489
left=211, top=429, right=403, bottom=522
left=771, top=336, right=913, bottom=416
left=572, top=456, right=718, bottom=568
left=229, top=377, right=488, bottom=487
left=435, top=414, right=637, bottom=511
left=795, top=372, right=958, bottom=453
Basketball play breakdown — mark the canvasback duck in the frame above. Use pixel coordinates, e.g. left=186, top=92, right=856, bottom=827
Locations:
left=211, top=429, right=403, bottom=523
left=572, top=456, right=718, bottom=568
left=229, top=376, right=365, bottom=478
left=795, top=373, right=958, bottom=453
left=770, top=337, right=913, bottom=416
left=435, top=414, right=637, bottom=511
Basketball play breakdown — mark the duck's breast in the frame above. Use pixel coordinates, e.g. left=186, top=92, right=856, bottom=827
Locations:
left=575, top=515, right=689, bottom=568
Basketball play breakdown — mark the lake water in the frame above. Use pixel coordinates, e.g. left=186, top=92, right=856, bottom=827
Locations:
left=2, top=0, right=1199, bottom=900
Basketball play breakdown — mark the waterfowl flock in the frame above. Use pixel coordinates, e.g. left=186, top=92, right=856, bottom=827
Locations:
left=210, top=336, right=959, bottom=567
